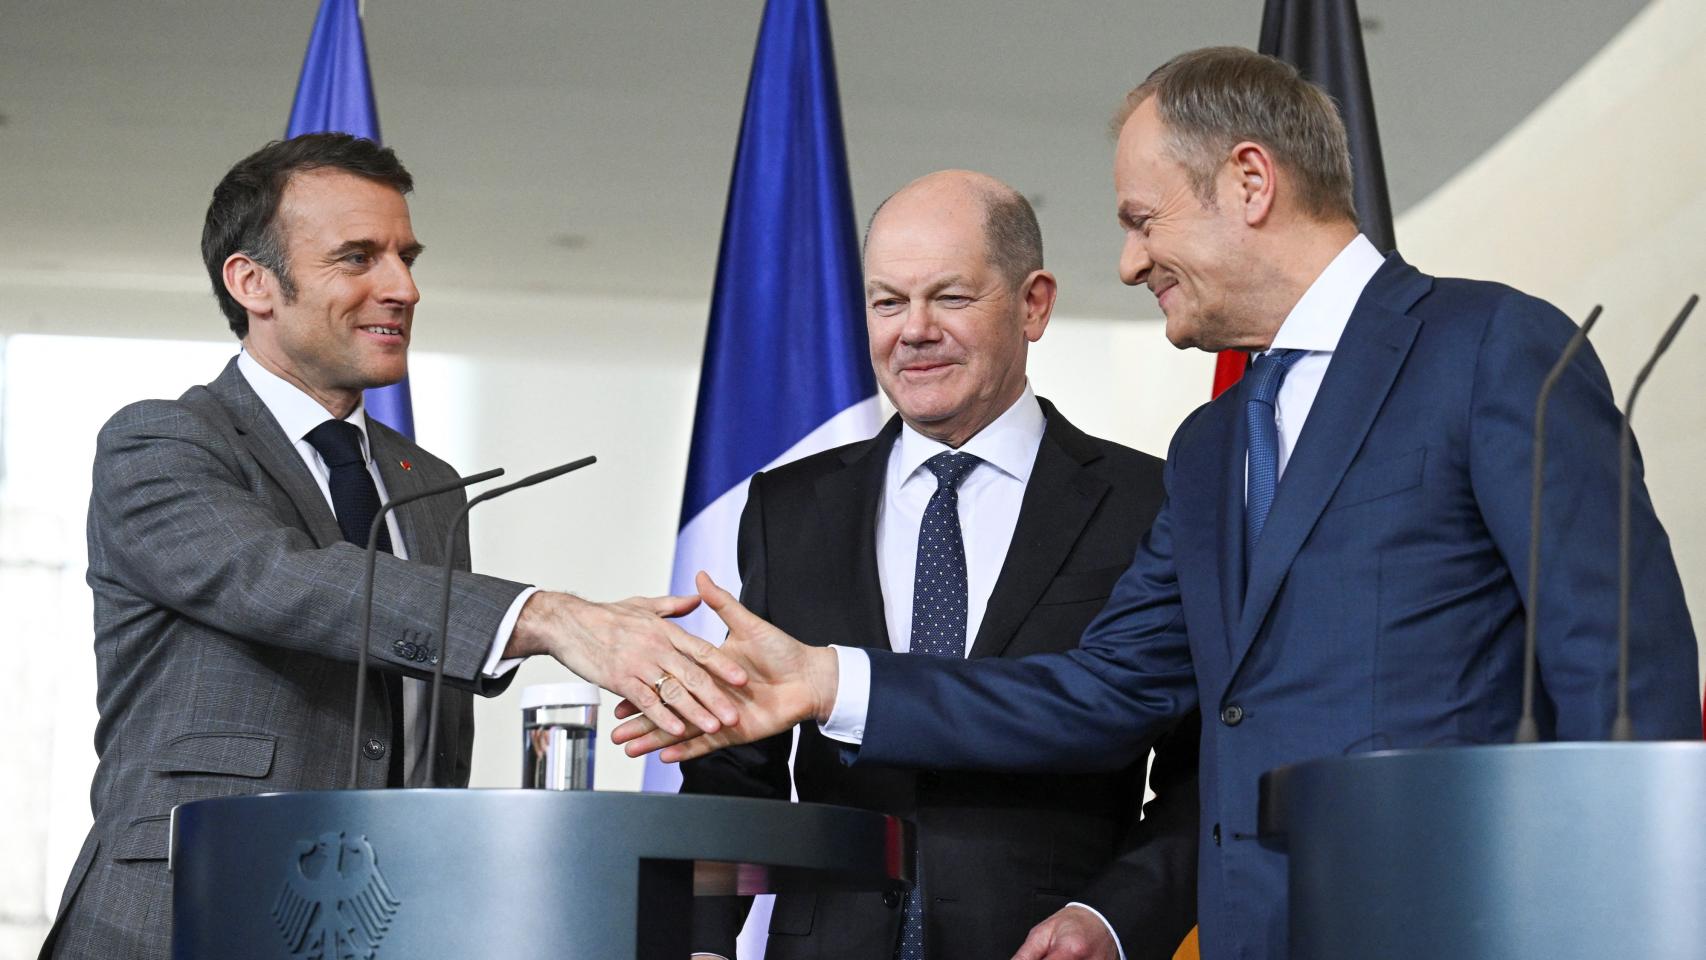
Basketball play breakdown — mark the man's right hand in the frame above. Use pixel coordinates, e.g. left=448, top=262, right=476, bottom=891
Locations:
left=610, top=571, right=838, bottom=762
left=506, top=590, right=748, bottom=740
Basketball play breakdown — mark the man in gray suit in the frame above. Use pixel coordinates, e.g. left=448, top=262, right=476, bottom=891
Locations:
left=42, top=133, right=745, bottom=959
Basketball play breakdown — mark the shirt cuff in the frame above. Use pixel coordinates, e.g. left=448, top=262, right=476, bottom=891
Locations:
left=482, top=586, right=539, bottom=678
left=1065, top=902, right=1126, bottom=960
left=817, top=645, right=870, bottom=744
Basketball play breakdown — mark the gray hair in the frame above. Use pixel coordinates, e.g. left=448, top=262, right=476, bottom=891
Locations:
left=1114, top=46, right=1356, bottom=223
left=864, top=178, right=1043, bottom=290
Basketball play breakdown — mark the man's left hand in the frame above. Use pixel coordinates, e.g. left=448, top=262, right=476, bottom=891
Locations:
left=1011, top=905, right=1120, bottom=960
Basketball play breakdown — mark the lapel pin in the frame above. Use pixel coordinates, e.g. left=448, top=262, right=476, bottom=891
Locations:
left=399, top=459, right=413, bottom=471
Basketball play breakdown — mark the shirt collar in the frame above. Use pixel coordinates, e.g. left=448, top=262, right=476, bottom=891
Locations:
left=1265, top=233, right=1387, bottom=356
left=893, top=382, right=1045, bottom=486
left=237, top=349, right=372, bottom=458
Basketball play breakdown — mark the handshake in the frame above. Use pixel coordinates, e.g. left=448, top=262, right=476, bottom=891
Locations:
left=602, top=571, right=839, bottom=762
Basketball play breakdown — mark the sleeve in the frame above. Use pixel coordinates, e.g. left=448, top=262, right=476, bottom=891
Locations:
left=85, top=400, right=530, bottom=692
left=1467, top=292, right=1699, bottom=739
left=855, top=427, right=1201, bottom=773
left=1072, top=711, right=1201, bottom=960
left=678, top=470, right=792, bottom=957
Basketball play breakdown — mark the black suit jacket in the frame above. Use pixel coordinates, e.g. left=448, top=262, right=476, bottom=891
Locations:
left=682, top=399, right=1199, bottom=960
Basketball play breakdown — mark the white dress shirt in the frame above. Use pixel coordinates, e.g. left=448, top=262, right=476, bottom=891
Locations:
left=236, top=351, right=532, bottom=783
left=877, top=384, right=1045, bottom=655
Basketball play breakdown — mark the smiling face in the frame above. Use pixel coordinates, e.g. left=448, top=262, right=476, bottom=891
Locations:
left=237, top=168, right=421, bottom=415
left=1114, top=97, right=1257, bottom=351
left=864, top=175, right=1053, bottom=447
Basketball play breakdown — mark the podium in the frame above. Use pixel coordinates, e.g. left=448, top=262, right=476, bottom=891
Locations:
left=171, top=790, right=910, bottom=959
left=1261, top=742, right=1706, bottom=958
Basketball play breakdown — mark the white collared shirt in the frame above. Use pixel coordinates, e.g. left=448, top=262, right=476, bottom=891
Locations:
left=236, top=351, right=530, bottom=783
left=1253, top=233, right=1387, bottom=482
left=877, top=384, right=1046, bottom=656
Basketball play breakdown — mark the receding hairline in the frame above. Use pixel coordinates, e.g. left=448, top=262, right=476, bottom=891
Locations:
left=862, top=171, right=1043, bottom=288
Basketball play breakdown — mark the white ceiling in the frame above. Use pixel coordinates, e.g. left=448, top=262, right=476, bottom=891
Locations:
left=0, top=0, right=1649, bottom=323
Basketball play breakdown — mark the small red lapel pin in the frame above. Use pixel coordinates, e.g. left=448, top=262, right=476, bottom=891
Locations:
left=399, top=459, right=413, bottom=471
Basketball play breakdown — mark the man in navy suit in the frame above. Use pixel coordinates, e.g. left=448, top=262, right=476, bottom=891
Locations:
left=618, top=47, right=1701, bottom=960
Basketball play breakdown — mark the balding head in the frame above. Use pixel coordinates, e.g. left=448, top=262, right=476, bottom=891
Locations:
left=865, top=170, right=1043, bottom=291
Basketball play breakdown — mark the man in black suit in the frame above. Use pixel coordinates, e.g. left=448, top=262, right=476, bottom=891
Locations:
left=679, top=171, right=1198, bottom=960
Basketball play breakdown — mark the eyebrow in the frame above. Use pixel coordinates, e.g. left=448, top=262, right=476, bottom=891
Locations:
left=327, top=239, right=426, bottom=259
left=864, top=274, right=970, bottom=296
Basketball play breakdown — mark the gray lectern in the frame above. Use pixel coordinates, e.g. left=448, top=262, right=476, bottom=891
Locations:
left=171, top=791, right=910, bottom=959
left=1262, top=742, right=1706, bottom=958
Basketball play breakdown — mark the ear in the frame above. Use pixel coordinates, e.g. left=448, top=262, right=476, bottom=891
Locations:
left=223, top=252, right=275, bottom=324
left=1018, top=269, right=1057, bottom=342
left=1227, top=140, right=1278, bottom=226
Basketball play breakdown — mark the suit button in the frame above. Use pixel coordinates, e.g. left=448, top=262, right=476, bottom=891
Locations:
left=364, top=738, right=386, bottom=760
left=882, top=889, right=902, bottom=909
left=1220, top=705, right=1244, bottom=726
left=1212, top=823, right=1221, bottom=846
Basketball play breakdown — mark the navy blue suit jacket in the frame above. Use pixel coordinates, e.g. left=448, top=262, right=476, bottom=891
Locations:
left=853, top=256, right=1700, bottom=960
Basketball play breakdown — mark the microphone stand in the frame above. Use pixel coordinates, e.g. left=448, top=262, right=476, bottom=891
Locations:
left=349, top=467, right=505, bottom=789
left=1515, top=306, right=1601, bottom=743
left=1611, top=295, right=1697, bottom=741
left=422, top=455, right=598, bottom=786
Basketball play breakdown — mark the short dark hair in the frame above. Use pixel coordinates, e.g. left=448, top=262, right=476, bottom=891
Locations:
left=201, top=133, right=413, bottom=339
left=864, top=177, right=1044, bottom=291
left=1114, top=46, right=1356, bottom=224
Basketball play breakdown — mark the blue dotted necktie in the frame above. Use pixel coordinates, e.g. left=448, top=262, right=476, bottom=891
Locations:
left=895, top=450, right=981, bottom=960
left=1245, top=349, right=1304, bottom=555
left=304, top=419, right=404, bottom=787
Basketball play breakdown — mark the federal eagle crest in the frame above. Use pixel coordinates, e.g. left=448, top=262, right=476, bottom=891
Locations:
left=271, top=831, right=401, bottom=959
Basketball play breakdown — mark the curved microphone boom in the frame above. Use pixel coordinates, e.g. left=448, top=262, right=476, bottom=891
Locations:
left=1515, top=306, right=1601, bottom=744
left=1611, top=294, right=1697, bottom=741
left=423, top=455, right=598, bottom=786
left=349, top=467, right=505, bottom=789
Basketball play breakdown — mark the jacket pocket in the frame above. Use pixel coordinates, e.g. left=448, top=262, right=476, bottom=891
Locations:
left=1328, top=448, right=1425, bottom=512
left=1036, top=564, right=1128, bottom=606
left=147, top=732, right=276, bottom=777
left=111, top=814, right=171, bottom=862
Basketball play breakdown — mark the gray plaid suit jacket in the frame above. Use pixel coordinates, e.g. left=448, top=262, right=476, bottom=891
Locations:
left=42, top=357, right=529, bottom=959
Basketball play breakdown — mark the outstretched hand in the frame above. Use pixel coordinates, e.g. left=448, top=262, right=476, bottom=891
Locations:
left=610, top=570, right=839, bottom=763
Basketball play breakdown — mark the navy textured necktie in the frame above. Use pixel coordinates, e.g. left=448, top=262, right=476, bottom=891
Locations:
left=304, top=419, right=404, bottom=786
left=896, top=449, right=981, bottom=960
left=1245, top=349, right=1304, bottom=555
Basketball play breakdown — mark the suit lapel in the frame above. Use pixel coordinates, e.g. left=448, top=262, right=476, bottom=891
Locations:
left=369, top=426, right=442, bottom=565
left=815, top=419, right=897, bottom=652
left=1213, top=387, right=1250, bottom=662
left=1232, top=258, right=1430, bottom=667
left=970, top=400, right=1108, bottom=660
left=205, top=359, right=344, bottom=548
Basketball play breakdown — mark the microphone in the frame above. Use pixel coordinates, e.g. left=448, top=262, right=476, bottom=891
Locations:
left=1611, top=295, right=1697, bottom=741
left=422, top=455, right=598, bottom=786
left=1515, top=306, right=1602, bottom=744
left=349, top=467, right=506, bottom=788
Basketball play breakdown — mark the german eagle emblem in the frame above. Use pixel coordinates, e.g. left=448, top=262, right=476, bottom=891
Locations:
left=272, top=832, right=401, bottom=959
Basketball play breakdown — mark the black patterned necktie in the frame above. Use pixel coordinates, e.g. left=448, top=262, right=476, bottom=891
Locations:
left=895, top=449, right=981, bottom=960
left=304, top=419, right=404, bottom=787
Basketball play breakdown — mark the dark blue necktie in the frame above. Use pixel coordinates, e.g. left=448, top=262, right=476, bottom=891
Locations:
left=1245, top=349, right=1304, bottom=555
left=304, top=419, right=403, bottom=786
left=896, top=450, right=981, bottom=960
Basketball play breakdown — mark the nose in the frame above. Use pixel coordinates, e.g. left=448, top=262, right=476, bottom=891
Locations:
left=1119, top=232, right=1150, bottom=288
left=378, top=254, right=420, bottom=308
left=898, top=300, right=940, bottom=347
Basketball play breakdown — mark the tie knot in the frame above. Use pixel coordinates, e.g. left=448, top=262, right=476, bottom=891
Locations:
left=1247, top=349, right=1304, bottom=405
left=924, top=451, right=981, bottom=491
left=304, top=419, right=367, bottom=469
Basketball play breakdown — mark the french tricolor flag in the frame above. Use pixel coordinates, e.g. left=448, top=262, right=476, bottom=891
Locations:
left=647, top=0, right=878, bottom=798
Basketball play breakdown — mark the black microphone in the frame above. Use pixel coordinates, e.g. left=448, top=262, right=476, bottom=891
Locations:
left=422, top=455, right=598, bottom=786
left=349, top=467, right=506, bottom=788
left=1611, top=294, right=1697, bottom=741
left=1515, top=306, right=1602, bottom=744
